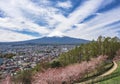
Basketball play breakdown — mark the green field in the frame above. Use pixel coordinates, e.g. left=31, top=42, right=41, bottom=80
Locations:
left=97, top=61, right=120, bottom=84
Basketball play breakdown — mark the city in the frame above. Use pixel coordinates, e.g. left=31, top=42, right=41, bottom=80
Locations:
left=0, top=44, right=76, bottom=79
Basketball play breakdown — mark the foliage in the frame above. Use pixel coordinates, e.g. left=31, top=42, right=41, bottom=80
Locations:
left=58, top=36, right=120, bottom=66
left=116, top=49, right=120, bottom=56
left=96, top=61, right=120, bottom=84
left=0, top=53, right=16, bottom=58
left=79, top=61, right=113, bottom=83
left=32, top=56, right=108, bottom=84
left=50, top=60, right=62, bottom=68
left=13, top=70, right=32, bottom=84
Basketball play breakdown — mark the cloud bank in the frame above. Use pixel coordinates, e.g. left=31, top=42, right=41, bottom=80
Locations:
left=0, top=0, right=120, bottom=42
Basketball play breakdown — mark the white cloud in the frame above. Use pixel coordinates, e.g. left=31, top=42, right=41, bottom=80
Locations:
left=86, top=7, right=120, bottom=27
left=53, top=0, right=104, bottom=32
left=100, top=0, right=115, bottom=9
left=0, top=0, right=119, bottom=41
left=0, top=29, right=36, bottom=42
left=65, top=6, right=120, bottom=40
left=57, top=1, right=72, bottom=9
left=0, top=0, right=69, bottom=41
left=0, top=0, right=53, bottom=35
left=0, top=17, right=51, bottom=35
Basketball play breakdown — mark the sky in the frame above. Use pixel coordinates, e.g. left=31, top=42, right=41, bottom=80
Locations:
left=0, top=0, right=120, bottom=42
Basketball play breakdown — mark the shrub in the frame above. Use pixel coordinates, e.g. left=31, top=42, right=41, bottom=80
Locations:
left=50, top=61, right=62, bottom=68
left=13, top=70, right=32, bottom=84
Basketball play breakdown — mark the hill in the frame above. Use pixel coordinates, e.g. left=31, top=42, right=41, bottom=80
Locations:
left=0, top=36, right=89, bottom=45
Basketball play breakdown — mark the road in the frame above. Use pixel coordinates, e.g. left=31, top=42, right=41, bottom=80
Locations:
left=76, top=61, right=118, bottom=84
left=100, top=61, right=117, bottom=77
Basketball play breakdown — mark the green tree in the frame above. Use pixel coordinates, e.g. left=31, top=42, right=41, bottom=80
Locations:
left=51, top=60, right=61, bottom=68
left=14, top=70, right=32, bottom=84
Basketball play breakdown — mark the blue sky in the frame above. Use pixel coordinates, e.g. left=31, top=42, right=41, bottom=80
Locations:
left=0, top=0, right=120, bottom=42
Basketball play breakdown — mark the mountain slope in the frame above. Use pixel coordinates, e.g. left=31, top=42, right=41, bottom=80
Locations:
left=0, top=36, right=89, bottom=45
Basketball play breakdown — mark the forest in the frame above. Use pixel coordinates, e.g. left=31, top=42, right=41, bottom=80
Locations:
left=58, top=36, right=120, bottom=66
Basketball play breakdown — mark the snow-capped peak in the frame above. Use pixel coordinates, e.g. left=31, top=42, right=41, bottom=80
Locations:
left=47, top=31, right=64, bottom=37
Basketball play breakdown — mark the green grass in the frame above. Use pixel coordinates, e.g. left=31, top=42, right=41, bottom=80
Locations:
left=97, top=61, right=120, bottom=84
left=76, top=62, right=113, bottom=83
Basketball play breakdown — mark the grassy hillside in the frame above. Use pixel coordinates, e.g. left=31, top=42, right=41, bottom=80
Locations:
left=97, top=61, right=120, bottom=84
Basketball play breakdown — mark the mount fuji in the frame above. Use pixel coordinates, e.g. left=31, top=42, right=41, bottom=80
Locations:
left=0, top=36, right=89, bottom=45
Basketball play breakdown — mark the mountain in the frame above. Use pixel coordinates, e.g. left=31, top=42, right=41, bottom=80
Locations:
left=26, top=36, right=89, bottom=44
left=0, top=36, right=89, bottom=45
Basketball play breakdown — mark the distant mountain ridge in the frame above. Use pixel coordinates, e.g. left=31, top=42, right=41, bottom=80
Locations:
left=0, top=36, right=89, bottom=45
